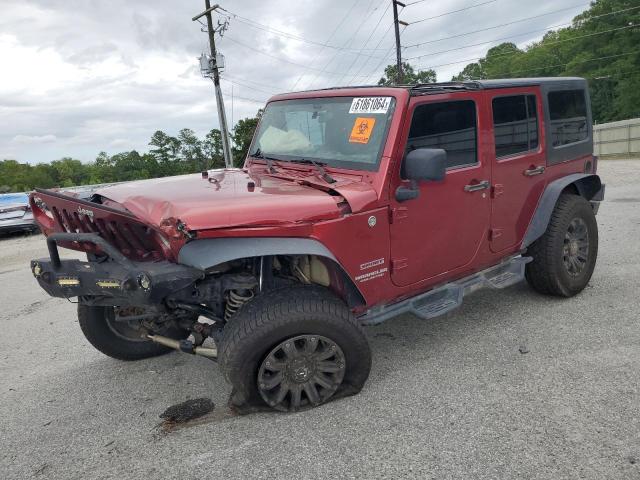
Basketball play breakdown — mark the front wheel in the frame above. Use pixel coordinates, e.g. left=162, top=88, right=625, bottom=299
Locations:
left=219, top=285, right=371, bottom=412
left=525, top=193, right=598, bottom=297
left=78, top=305, right=181, bottom=361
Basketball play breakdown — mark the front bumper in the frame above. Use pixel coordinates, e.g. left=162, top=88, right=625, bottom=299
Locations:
left=31, top=233, right=203, bottom=306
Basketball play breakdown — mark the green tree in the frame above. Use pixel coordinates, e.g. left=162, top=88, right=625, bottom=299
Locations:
left=452, top=0, right=640, bottom=123
left=149, top=130, right=182, bottom=176
left=178, top=128, right=204, bottom=172
left=202, top=129, right=225, bottom=169
left=50, top=158, right=88, bottom=187
left=232, top=111, right=262, bottom=167
left=378, top=62, right=437, bottom=85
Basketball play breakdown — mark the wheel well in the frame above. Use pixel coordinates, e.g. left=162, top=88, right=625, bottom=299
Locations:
left=561, top=175, right=602, bottom=200
left=561, top=183, right=580, bottom=196
left=522, top=173, right=602, bottom=248
left=271, top=254, right=366, bottom=309
left=202, top=254, right=366, bottom=311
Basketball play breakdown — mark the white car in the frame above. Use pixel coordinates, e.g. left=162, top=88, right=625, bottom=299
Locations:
left=0, top=193, right=39, bottom=235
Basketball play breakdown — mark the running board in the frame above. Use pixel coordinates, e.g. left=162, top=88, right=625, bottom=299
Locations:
left=359, top=256, right=532, bottom=326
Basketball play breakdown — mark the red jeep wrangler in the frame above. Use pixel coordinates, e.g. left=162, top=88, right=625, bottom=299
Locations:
left=30, top=78, right=604, bottom=412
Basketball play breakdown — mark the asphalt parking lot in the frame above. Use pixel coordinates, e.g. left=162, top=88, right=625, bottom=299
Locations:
left=1, top=160, right=639, bottom=480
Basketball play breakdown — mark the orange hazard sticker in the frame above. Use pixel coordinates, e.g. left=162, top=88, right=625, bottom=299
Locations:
left=349, top=117, right=376, bottom=144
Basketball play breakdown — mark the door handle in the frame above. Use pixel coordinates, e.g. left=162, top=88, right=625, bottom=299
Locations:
left=464, top=180, right=490, bottom=192
left=523, top=166, right=545, bottom=176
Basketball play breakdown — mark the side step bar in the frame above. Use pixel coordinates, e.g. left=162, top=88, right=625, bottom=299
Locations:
left=359, top=256, right=532, bottom=326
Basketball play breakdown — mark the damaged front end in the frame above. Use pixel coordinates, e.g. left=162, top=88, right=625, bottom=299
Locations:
left=28, top=189, right=259, bottom=360
left=31, top=232, right=204, bottom=307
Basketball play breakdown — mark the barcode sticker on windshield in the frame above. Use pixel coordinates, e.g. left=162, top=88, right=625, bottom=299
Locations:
left=349, top=97, right=391, bottom=114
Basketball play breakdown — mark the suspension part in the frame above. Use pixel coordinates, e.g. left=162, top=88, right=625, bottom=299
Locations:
left=224, top=289, right=254, bottom=321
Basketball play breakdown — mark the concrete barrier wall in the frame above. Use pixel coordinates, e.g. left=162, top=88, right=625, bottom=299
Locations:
left=594, top=118, right=640, bottom=157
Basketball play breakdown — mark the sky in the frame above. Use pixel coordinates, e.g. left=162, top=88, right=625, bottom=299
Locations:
left=0, top=0, right=590, bottom=164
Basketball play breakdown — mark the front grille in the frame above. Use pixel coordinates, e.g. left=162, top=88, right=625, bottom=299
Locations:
left=32, top=189, right=167, bottom=262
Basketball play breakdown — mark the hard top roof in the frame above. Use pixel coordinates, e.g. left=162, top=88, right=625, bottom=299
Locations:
left=302, top=77, right=587, bottom=96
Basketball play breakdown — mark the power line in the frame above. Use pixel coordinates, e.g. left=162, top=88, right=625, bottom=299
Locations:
left=215, top=4, right=388, bottom=53
left=335, top=2, right=392, bottom=85
left=221, top=35, right=377, bottom=77
left=347, top=22, right=396, bottom=85
left=407, top=23, right=639, bottom=64
left=404, top=0, right=428, bottom=6
left=290, top=0, right=362, bottom=90
left=409, top=0, right=498, bottom=25
left=222, top=74, right=285, bottom=93
left=222, top=77, right=277, bottom=96
left=222, top=91, right=268, bottom=105
left=412, top=24, right=638, bottom=68
left=587, top=67, right=640, bottom=80
left=305, top=0, right=387, bottom=89
left=469, top=50, right=640, bottom=79
left=363, top=25, right=407, bottom=84
left=403, top=3, right=590, bottom=49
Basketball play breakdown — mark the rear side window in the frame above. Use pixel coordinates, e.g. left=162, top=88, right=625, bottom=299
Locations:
left=407, top=100, right=477, bottom=169
left=492, top=94, right=539, bottom=157
left=548, top=90, right=588, bottom=147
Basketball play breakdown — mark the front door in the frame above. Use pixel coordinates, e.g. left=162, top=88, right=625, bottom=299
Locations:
left=488, top=89, right=547, bottom=252
left=389, top=94, right=491, bottom=287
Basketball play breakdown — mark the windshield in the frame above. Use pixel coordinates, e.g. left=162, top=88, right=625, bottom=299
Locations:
left=250, top=96, right=396, bottom=171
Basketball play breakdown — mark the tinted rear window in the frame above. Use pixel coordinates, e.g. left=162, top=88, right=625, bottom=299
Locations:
left=492, top=94, right=539, bottom=157
left=548, top=90, right=588, bottom=147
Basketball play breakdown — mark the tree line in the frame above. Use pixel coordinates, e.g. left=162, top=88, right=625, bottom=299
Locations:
left=378, top=1, right=638, bottom=124
left=451, top=0, right=639, bottom=123
left=0, top=113, right=260, bottom=193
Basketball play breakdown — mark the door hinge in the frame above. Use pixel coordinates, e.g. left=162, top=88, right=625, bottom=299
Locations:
left=391, top=258, right=409, bottom=272
left=492, top=184, right=504, bottom=198
left=489, top=228, right=503, bottom=241
left=389, top=207, right=409, bottom=224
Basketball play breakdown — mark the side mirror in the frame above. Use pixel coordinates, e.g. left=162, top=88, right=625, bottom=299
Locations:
left=404, top=148, right=447, bottom=181
left=396, top=148, right=447, bottom=202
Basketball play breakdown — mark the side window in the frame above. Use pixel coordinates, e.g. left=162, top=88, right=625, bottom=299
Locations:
left=492, top=94, right=539, bottom=158
left=407, top=100, right=477, bottom=169
left=548, top=90, right=588, bottom=147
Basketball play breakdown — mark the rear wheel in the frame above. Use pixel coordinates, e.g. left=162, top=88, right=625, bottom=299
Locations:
left=78, top=305, right=183, bottom=361
left=525, top=193, right=598, bottom=297
left=219, top=285, right=371, bottom=412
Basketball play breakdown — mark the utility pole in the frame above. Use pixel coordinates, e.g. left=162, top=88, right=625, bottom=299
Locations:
left=193, top=1, right=233, bottom=168
left=392, top=1, right=408, bottom=84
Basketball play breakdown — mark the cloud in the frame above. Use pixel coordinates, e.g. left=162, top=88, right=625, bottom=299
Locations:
left=11, top=134, right=57, bottom=144
left=1, top=0, right=586, bottom=164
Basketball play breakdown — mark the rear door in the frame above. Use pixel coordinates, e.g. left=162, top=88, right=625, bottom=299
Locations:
left=389, top=93, right=491, bottom=287
left=489, top=89, right=547, bottom=252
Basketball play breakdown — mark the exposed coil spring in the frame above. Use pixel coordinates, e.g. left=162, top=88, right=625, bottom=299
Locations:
left=224, top=289, right=254, bottom=321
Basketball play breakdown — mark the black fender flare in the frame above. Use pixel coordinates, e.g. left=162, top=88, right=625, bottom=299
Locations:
left=178, top=237, right=366, bottom=308
left=521, top=173, right=604, bottom=248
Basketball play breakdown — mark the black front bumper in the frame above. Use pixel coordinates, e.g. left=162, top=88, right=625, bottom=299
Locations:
left=31, top=233, right=203, bottom=306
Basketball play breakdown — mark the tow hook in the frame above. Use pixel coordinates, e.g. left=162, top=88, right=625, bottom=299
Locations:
left=147, top=334, right=217, bottom=359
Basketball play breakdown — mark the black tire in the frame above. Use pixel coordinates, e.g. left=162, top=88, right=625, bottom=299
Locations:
left=525, top=193, right=598, bottom=297
left=219, top=285, right=371, bottom=412
left=78, top=305, right=178, bottom=361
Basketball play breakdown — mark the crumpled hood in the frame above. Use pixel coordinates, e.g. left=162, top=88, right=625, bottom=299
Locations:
left=95, top=169, right=377, bottom=231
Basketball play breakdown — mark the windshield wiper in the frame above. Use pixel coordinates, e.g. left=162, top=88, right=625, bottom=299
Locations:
left=289, top=158, right=336, bottom=184
left=250, top=149, right=279, bottom=174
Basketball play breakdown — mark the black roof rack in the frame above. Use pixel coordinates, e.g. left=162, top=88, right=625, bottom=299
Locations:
left=409, top=81, right=483, bottom=95
left=283, top=77, right=586, bottom=96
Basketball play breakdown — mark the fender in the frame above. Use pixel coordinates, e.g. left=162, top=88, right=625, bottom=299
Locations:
left=521, top=173, right=604, bottom=248
left=178, top=237, right=366, bottom=307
